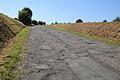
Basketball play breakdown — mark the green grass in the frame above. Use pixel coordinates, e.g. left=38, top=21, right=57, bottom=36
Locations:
left=50, top=27, right=120, bottom=46
left=0, top=27, right=29, bottom=80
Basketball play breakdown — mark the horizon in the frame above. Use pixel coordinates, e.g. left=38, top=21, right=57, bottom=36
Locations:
left=0, top=0, right=120, bottom=24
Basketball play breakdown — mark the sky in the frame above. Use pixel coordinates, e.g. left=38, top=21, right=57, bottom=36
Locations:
left=0, top=0, right=120, bottom=24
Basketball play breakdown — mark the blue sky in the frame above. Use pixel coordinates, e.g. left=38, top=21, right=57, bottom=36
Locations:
left=0, top=0, right=120, bottom=24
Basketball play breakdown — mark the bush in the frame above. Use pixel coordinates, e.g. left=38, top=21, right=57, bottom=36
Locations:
left=38, top=21, right=43, bottom=25
left=32, top=20, right=38, bottom=25
left=76, top=19, right=83, bottom=23
left=113, top=17, right=120, bottom=22
left=38, top=21, right=46, bottom=25
left=14, top=18, right=18, bottom=20
left=68, top=22, right=71, bottom=24
left=55, top=21, right=58, bottom=24
left=18, top=7, right=32, bottom=26
left=103, top=20, right=107, bottom=22
left=42, top=22, right=46, bottom=25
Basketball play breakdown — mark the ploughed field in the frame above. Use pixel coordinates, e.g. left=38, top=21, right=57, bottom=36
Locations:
left=50, top=22, right=120, bottom=45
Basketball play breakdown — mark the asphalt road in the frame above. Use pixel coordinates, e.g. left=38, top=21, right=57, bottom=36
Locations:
left=22, top=25, right=120, bottom=80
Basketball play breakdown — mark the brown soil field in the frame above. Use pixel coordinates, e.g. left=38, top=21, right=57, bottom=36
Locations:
left=50, top=22, right=120, bottom=44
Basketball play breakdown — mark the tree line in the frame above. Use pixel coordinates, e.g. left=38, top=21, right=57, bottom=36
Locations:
left=53, top=17, right=120, bottom=25
left=16, top=7, right=46, bottom=26
left=16, top=7, right=120, bottom=26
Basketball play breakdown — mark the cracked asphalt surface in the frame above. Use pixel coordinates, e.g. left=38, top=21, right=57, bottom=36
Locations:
left=22, top=25, right=120, bottom=80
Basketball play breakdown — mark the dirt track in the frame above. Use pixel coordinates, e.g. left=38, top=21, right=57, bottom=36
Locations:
left=22, top=25, right=120, bottom=80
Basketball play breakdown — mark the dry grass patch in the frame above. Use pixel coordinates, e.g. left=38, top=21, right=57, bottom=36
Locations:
left=49, top=22, right=120, bottom=46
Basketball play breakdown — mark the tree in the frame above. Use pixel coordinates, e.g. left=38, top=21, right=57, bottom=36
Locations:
left=38, top=21, right=42, bottom=25
left=68, top=22, right=71, bottom=24
left=55, top=21, right=58, bottom=24
left=32, top=20, right=38, bottom=25
left=38, top=21, right=43, bottom=25
left=14, top=18, right=18, bottom=20
left=22, top=7, right=32, bottom=17
left=38, top=21, right=46, bottom=25
left=76, top=19, right=83, bottom=23
left=103, top=20, right=107, bottom=22
left=18, top=7, right=33, bottom=26
left=113, top=17, right=120, bottom=22
left=42, top=22, right=46, bottom=25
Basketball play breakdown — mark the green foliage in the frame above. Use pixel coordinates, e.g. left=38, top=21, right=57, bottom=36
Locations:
left=32, top=20, right=38, bottom=25
left=18, top=7, right=33, bottom=26
left=113, top=17, right=120, bottom=22
left=103, top=20, right=107, bottom=22
left=55, top=21, right=58, bottom=24
left=22, top=7, right=32, bottom=17
left=38, top=21, right=43, bottom=25
left=76, top=19, right=83, bottom=23
left=14, top=18, right=18, bottom=20
left=38, top=21, right=46, bottom=25
left=43, top=22, right=46, bottom=25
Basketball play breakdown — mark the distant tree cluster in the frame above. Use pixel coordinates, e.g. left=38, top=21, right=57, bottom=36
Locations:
left=50, top=17, right=120, bottom=25
left=102, top=17, right=120, bottom=23
left=101, top=17, right=120, bottom=23
left=32, top=20, right=46, bottom=25
left=38, top=21, right=46, bottom=25
left=75, top=17, right=120, bottom=23
left=32, top=20, right=38, bottom=25
left=18, top=7, right=120, bottom=26
left=18, top=7, right=46, bottom=26
left=51, top=21, right=68, bottom=25
left=51, top=21, right=58, bottom=25
left=113, top=17, right=120, bottom=22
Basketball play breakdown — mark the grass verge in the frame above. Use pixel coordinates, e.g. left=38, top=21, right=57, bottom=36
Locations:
left=0, top=27, right=29, bottom=80
left=49, top=26, right=120, bottom=46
